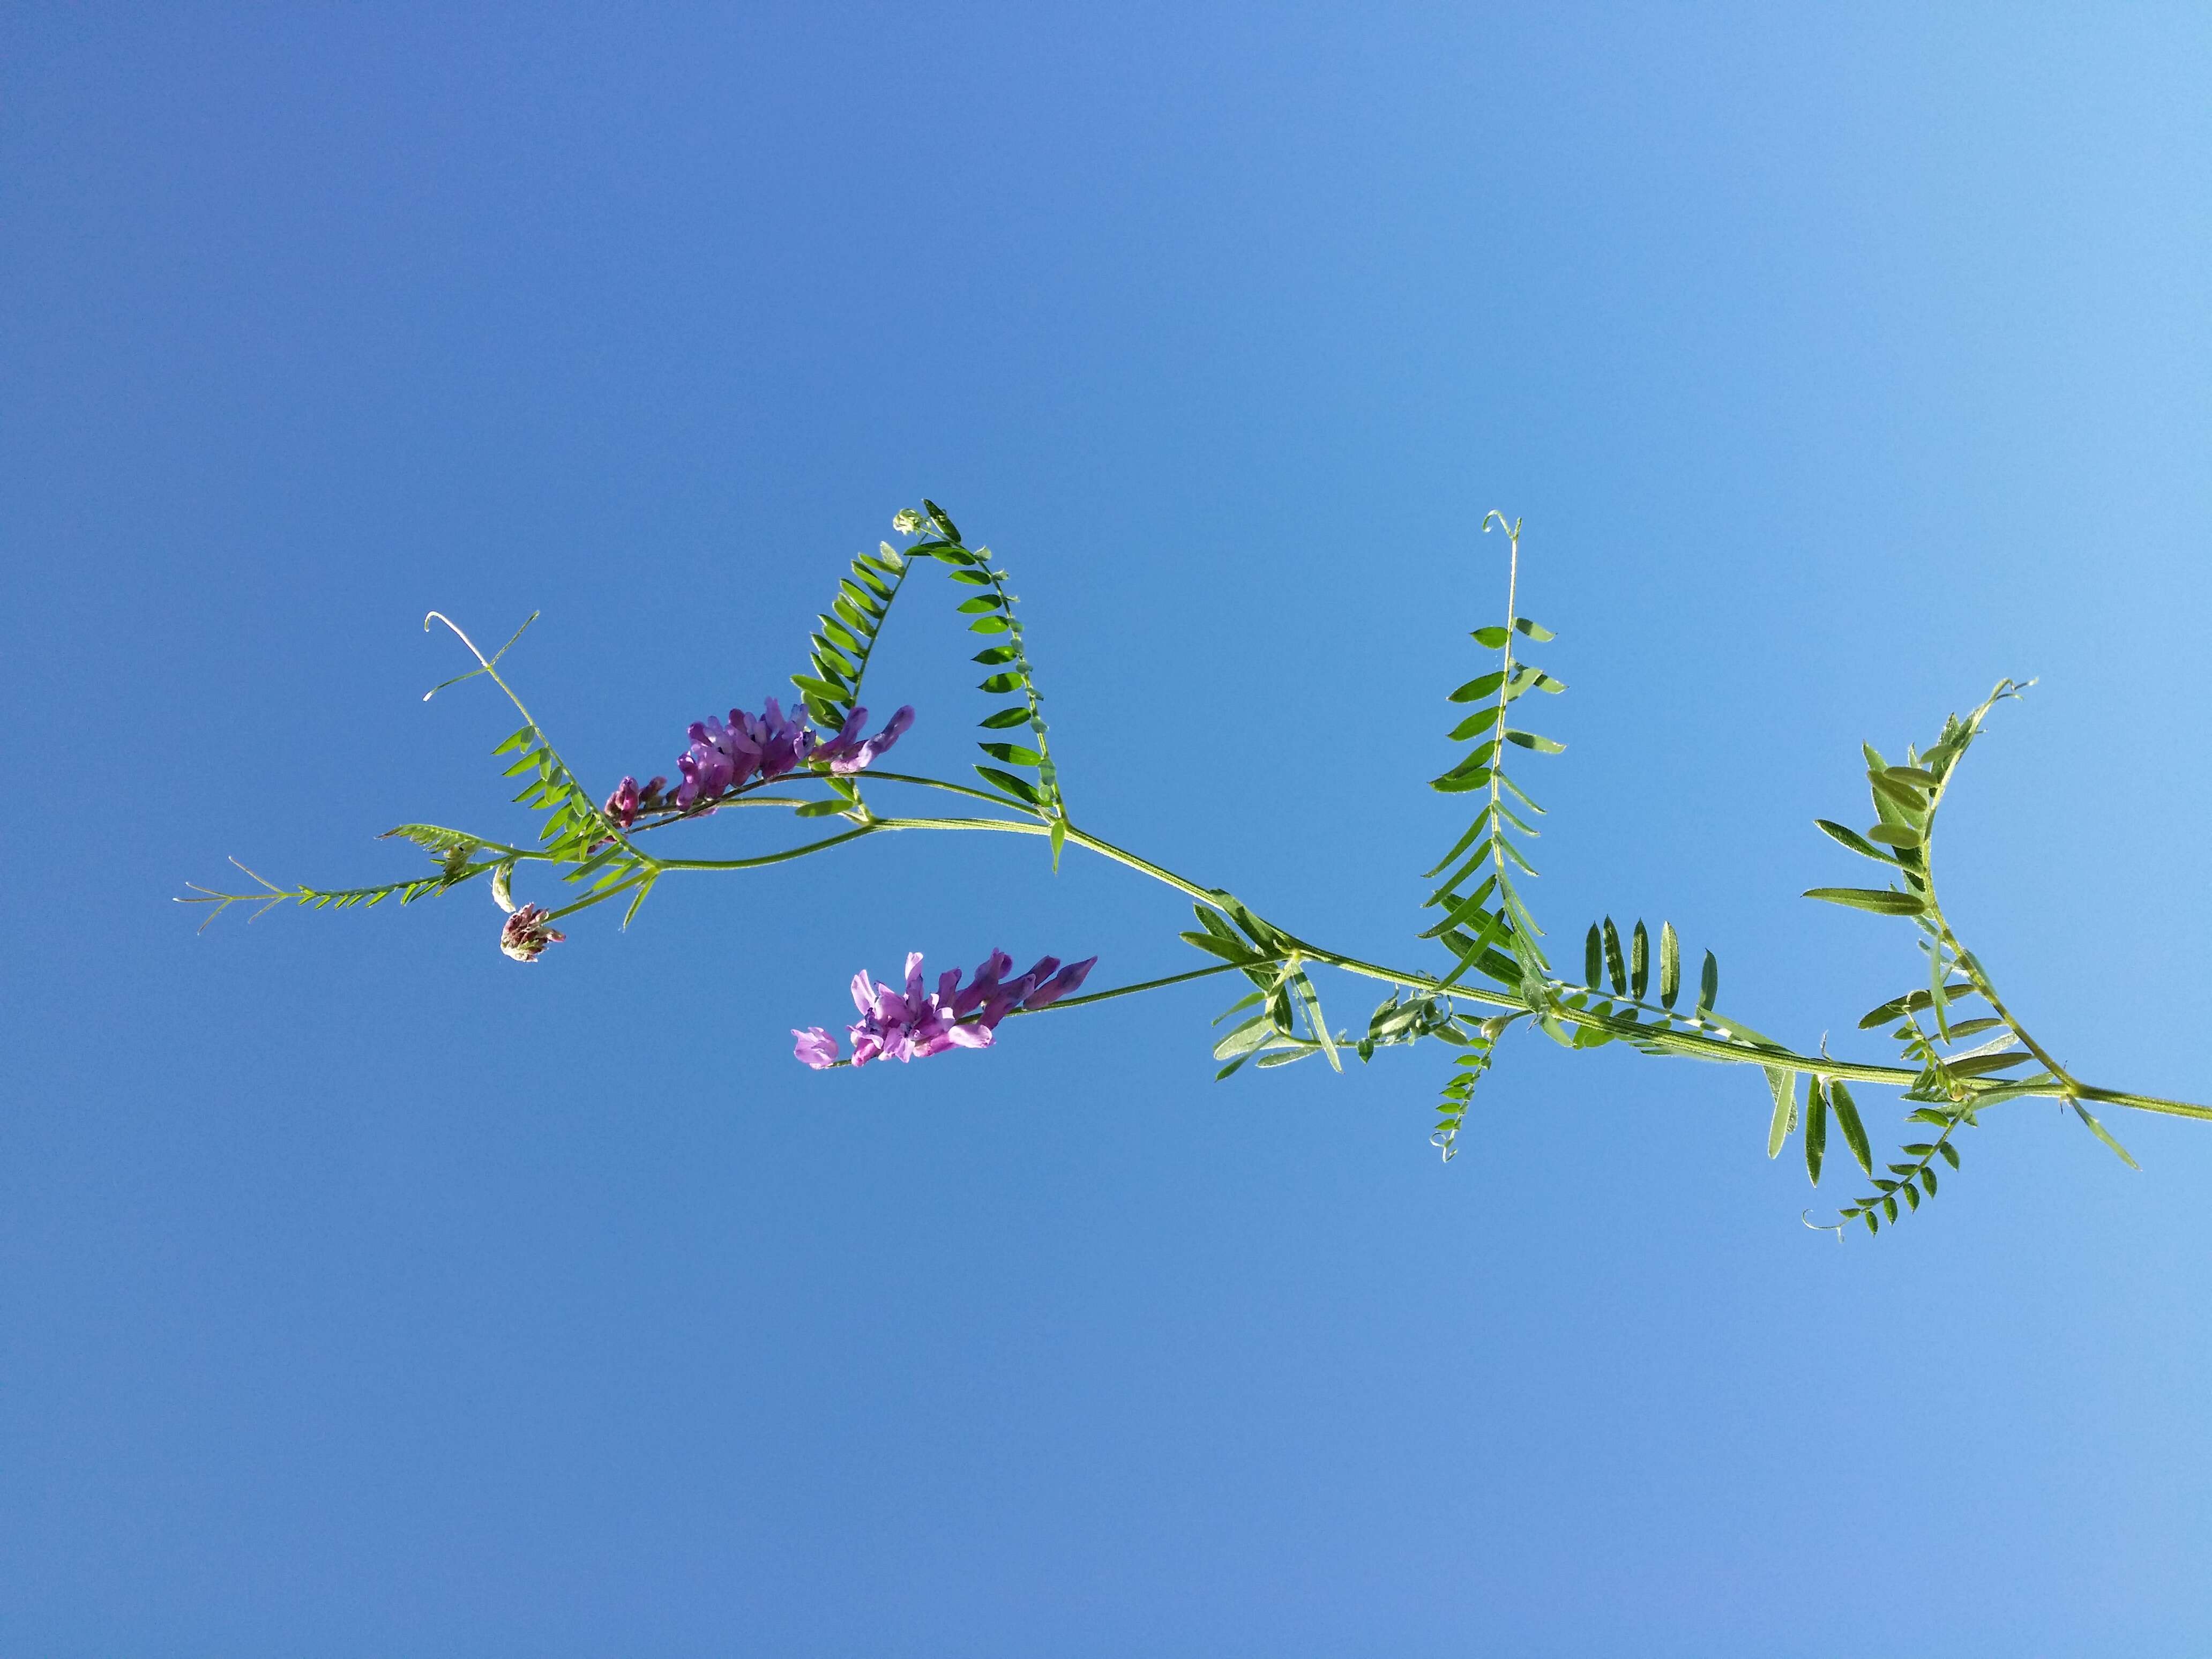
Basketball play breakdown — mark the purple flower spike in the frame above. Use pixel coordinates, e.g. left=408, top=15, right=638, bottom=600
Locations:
left=626, top=694, right=912, bottom=820
left=803, top=946, right=1096, bottom=1069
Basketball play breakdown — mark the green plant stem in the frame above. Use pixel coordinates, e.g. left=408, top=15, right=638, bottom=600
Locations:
left=228, top=761, right=2208, bottom=1125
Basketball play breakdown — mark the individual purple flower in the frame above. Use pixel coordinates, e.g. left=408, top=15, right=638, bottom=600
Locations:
left=805, top=947, right=1097, bottom=1068
left=746, top=697, right=816, bottom=780
left=813, top=705, right=915, bottom=775
left=605, top=776, right=642, bottom=829
left=1021, top=956, right=1098, bottom=1009
left=499, top=903, right=565, bottom=962
left=674, top=713, right=763, bottom=806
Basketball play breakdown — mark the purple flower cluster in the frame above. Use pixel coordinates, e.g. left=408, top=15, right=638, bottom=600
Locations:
left=793, top=948, right=1098, bottom=1069
left=604, top=699, right=914, bottom=827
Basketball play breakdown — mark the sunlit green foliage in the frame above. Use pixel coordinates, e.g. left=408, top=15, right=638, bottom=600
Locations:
left=184, top=503, right=2210, bottom=1236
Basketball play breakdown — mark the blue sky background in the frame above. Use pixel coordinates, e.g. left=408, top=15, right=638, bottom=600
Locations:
left=5, top=4, right=2210, bottom=1653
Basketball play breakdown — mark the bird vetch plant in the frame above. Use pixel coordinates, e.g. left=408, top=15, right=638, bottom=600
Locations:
left=185, top=499, right=2210, bottom=1236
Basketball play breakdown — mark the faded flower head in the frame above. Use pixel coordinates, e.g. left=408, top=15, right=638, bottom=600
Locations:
left=891, top=509, right=924, bottom=535
left=499, top=903, right=565, bottom=962
left=793, top=947, right=1097, bottom=1068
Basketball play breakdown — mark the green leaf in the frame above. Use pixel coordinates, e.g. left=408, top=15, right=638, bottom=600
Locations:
left=1418, top=876, right=1500, bottom=940
left=1504, top=730, right=1566, bottom=754
left=973, top=645, right=1020, bottom=666
left=1422, top=814, right=1493, bottom=878
left=978, top=705, right=1031, bottom=729
left=974, top=766, right=1044, bottom=805
left=1513, top=617, right=1556, bottom=641
left=1815, top=819, right=1896, bottom=862
left=921, top=498, right=961, bottom=542
left=1658, top=922, right=1680, bottom=1010
left=1804, top=887, right=1925, bottom=916
left=1049, top=814, right=1066, bottom=872
left=948, top=568, right=993, bottom=586
left=2072, top=1102, right=2141, bottom=1170
left=978, top=742, right=1042, bottom=766
left=793, top=799, right=849, bottom=818
left=1447, top=706, right=1504, bottom=741
left=978, top=671, right=1027, bottom=694
left=790, top=674, right=847, bottom=701
left=1602, top=918, right=1626, bottom=996
left=1289, top=971, right=1341, bottom=1072
left=1870, top=773, right=1928, bottom=814
left=1430, top=769, right=1491, bottom=795
left=1630, top=920, right=1649, bottom=1000
left=1471, top=625, right=1511, bottom=648
left=1937, top=1141, right=1960, bottom=1169
left=1865, top=823, right=1925, bottom=847
left=1180, top=930, right=1257, bottom=965
left=1698, top=950, right=1718, bottom=1015
left=491, top=726, right=533, bottom=757
left=968, top=615, right=1011, bottom=634
left=957, top=595, right=1002, bottom=614
left=1448, top=671, right=1506, bottom=704
left=1584, top=924, right=1603, bottom=991
left=1828, top=1081, right=1874, bottom=1176
left=1947, top=1050, right=2032, bottom=1078
left=1804, top=1075, right=1828, bottom=1186
left=1766, top=1067, right=1798, bottom=1158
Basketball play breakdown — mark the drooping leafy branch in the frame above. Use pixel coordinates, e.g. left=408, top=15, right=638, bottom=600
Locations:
left=182, top=501, right=2210, bottom=1237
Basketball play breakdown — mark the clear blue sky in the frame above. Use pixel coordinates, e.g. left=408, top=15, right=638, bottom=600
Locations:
left=5, top=5, right=2210, bottom=1653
